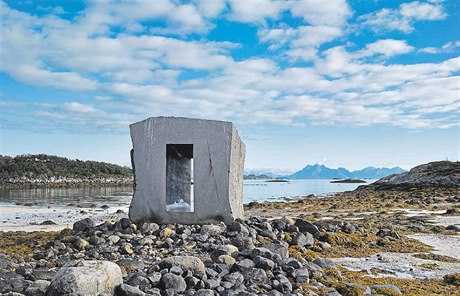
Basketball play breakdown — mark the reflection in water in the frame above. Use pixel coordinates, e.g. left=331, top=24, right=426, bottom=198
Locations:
left=0, top=186, right=133, bottom=208
left=0, top=180, right=374, bottom=208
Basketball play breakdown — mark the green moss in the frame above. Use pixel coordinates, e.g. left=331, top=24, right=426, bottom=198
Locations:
left=337, top=266, right=460, bottom=295
left=335, top=283, right=366, bottom=296
left=372, top=287, right=402, bottom=296
left=413, top=253, right=460, bottom=263
left=0, top=231, right=57, bottom=259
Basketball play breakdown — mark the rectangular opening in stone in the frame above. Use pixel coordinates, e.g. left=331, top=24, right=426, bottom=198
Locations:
left=165, top=144, right=194, bottom=212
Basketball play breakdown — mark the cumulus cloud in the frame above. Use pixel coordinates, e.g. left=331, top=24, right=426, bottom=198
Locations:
left=357, top=39, right=414, bottom=58
left=289, top=0, right=352, bottom=26
left=256, top=0, right=351, bottom=61
left=359, top=0, right=446, bottom=33
left=227, top=0, right=286, bottom=23
left=419, top=41, right=460, bottom=54
left=1, top=0, right=459, bottom=133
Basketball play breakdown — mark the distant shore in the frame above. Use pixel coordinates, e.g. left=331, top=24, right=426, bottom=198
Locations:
left=0, top=177, right=133, bottom=189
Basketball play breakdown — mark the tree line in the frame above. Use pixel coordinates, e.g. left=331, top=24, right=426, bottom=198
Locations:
left=0, top=154, right=132, bottom=180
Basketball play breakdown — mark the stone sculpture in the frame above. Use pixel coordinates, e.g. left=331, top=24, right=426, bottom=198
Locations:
left=129, top=117, right=245, bottom=224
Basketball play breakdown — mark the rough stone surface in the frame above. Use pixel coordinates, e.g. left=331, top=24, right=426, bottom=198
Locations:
left=160, top=273, right=186, bottom=292
left=156, top=256, right=206, bottom=276
left=46, top=260, right=123, bottom=296
left=115, top=283, right=145, bottom=296
left=129, top=117, right=245, bottom=225
left=371, top=161, right=460, bottom=189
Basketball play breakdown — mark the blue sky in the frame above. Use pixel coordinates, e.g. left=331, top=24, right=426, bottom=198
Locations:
left=1, top=0, right=459, bottom=172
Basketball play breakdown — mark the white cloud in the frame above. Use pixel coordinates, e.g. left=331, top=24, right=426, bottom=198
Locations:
left=289, top=0, right=352, bottom=26
left=400, top=1, right=446, bottom=20
left=227, top=0, right=286, bottom=23
left=419, top=41, right=460, bottom=54
left=256, top=0, right=351, bottom=62
left=1, top=1, right=459, bottom=133
left=358, top=39, right=414, bottom=58
left=359, top=1, right=446, bottom=33
left=63, top=102, right=96, bottom=113
left=194, top=0, right=227, bottom=18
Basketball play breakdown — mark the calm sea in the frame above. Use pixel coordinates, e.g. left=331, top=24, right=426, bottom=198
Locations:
left=0, top=179, right=374, bottom=208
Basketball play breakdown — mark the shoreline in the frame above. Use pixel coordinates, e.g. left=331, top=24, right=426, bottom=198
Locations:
left=1, top=186, right=459, bottom=295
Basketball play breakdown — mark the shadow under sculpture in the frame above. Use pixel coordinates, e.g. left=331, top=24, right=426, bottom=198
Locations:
left=129, top=116, right=245, bottom=225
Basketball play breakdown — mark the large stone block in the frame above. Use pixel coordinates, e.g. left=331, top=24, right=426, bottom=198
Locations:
left=129, top=116, right=245, bottom=225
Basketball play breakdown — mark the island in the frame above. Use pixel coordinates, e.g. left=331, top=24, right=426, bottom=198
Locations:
left=330, top=178, right=367, bottom=183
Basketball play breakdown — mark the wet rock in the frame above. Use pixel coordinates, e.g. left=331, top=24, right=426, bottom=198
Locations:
left=446, top=225, right=460, bottom=232
left=46, top=260, right=122, bottom=296
left=40, top=220, right=57, bottom=225
left=294, top=219, right=320, bottom=236
left=160, top=273, right=186, bottom=292
left=72, top=218, right=95, bottom=232
left=115, top=283, right=145, bottom=296
left=126, top=273, right=152, bottom=291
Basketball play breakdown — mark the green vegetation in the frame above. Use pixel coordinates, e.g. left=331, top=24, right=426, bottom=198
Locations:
left=0, top=154, right=132, bottom=182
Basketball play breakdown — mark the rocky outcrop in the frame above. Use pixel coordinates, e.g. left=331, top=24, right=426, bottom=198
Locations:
left=369, top=161, right=460, bottom=189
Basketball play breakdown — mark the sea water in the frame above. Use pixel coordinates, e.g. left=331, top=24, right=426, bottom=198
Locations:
left=0, top=179, right=374, bottom=208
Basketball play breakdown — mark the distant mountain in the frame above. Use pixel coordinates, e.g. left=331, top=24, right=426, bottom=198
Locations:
left=290, top=164, right=351, bottom=179
left=288, top=164, right=405, bottom=180
left=352, top=166, right=406, bottom=179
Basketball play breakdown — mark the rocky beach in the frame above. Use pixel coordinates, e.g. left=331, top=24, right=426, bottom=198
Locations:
left=0, top=161, right=459, bottom=295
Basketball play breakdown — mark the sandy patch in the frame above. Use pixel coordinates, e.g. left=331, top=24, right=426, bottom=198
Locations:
left=333, top=252, right=460, bottom=279
left=0, top=204, right=129, bottom=232
left=408, top=233, right=460, bottom=260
